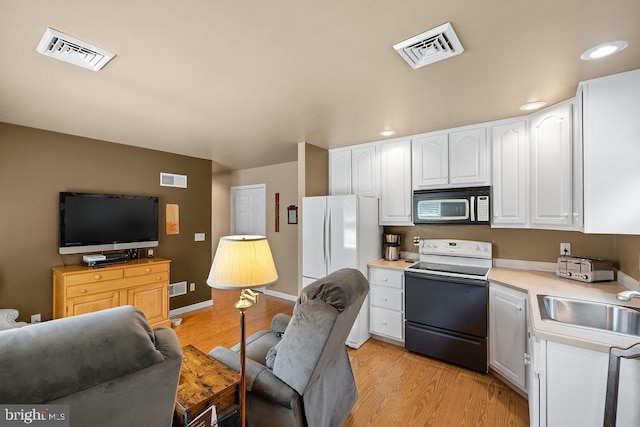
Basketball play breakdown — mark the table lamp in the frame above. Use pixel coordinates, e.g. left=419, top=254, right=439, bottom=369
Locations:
left=206, top=235, right=278, bottom=427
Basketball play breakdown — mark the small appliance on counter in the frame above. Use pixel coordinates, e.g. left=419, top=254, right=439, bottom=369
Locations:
left=556, top=256, right=614, bottom=283
left=383, top=233, right=401, bottom=261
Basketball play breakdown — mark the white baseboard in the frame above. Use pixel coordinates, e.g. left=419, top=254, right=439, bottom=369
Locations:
left=264, top=289, right=298, bottom=302
left=169, top=299, right=213, bottom=317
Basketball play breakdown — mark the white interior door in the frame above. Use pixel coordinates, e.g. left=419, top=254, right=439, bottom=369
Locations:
left=231, top=184, right=266, bottom=236
left=230, top=184, right=267, bottom=292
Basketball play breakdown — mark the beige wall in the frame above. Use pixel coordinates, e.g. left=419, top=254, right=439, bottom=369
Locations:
left=304, top=143, right=328, bottom=197
left=386, top=225, right=640, bottom=281
left=0, top=123, right=213, bottom=321
left=616, top=235, right=640, bottom=281
left=230, top=161, right=299, bottom=296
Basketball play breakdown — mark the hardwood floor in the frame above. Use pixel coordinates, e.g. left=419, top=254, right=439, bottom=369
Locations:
left=173, top=289, right=530, bottom=426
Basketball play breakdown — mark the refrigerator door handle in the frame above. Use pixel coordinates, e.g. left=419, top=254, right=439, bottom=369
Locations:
left=326, top=209, right=332, bottom=270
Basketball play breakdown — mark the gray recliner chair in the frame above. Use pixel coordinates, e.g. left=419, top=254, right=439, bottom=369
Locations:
left=210, top=268, right=370, bottom=427
left=0, top=305, right=183, bottom=427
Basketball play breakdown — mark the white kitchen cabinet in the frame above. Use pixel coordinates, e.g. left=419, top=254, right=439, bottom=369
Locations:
left=329, top=145, right=377, bottom=197
left=412, top=133, right=449, bottom=188
left=580, top=69, right=640, bottom=234
left=351, top=144, right=378, bottom=197
left=329, top=149, right=352, bottom=195
left=530, top=339, right=640, bottom=427
left=412, top=126, right=489, bottom=190
left=368, top=266, right=404, bottom=342
left=449, top=127, right=488, bottom=186
left=489, top=282, right=528, bottom=394
left=491, top=120, right=528, bottom=226
left=379, top=139, right=413, bottom=225
left=529, top=102, right=574, bottom=228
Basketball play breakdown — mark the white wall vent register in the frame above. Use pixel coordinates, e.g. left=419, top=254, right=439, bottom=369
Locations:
left=393, top=22, right=464, bottom=69
left=36, top=27, right=115, bottom=72
left=160, top=172, right=188, bottom=188
left=169, top=281, right=187, bottom=297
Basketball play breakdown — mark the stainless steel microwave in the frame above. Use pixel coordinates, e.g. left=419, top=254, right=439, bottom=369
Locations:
left=413, top=186, right=491, bottom=225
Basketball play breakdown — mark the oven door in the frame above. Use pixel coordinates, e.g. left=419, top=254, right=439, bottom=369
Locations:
left=404, top=271, right=488, bottom=338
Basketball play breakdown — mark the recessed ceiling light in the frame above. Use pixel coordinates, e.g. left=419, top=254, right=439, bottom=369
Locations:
left=580, top=40, right=628, bottom=61
left=379, top=130, right=396, bottom=137
left=519, top=101, right=547, bottom=111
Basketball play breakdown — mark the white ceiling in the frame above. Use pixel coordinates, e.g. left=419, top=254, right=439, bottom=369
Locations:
left=1, top=0, right=639, bottom=170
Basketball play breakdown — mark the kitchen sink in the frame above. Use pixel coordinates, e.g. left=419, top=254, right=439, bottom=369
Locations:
left=537, top=294, right=640, bottom=337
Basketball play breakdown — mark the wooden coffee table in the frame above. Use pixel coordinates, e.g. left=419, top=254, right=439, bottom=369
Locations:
left=174, top=345, right=240, bottom=427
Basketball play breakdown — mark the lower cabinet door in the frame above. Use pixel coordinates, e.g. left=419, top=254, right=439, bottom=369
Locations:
left=67, top=291, right=120, bottom=317
left=127, top=281, right=169, bottom=326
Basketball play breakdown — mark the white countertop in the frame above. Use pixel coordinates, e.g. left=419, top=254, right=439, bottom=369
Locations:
left=368, top=258, right=640, bottom=352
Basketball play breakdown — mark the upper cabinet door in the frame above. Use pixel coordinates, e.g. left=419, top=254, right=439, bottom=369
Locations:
left=529, top=103, right=573, bottom=227
left=379, top=139, right=413, bottom=225
left=491, top=121, right=528, bottom=226
left=449, top=127, right=488, bottom=186
left=582, top=69, right=640, bottom=234
left=351, top=145, right=378, bottom=197
left=329, top=149, right=351, bottom=195
left=412, top=133, right=449, bottom=189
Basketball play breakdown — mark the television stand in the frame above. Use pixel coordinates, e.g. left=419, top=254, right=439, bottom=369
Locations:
left=52, top=258, right=171, bottom=329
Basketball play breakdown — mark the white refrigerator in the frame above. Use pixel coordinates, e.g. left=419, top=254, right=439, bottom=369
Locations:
left=302, top=195, right=381, bottom=348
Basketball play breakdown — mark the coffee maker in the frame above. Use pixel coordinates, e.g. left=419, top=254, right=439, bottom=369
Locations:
left=383, top=233, right=401, bottom=261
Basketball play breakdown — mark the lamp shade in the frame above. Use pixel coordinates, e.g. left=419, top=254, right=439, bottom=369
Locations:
left=206, top=235, right=278, bottom=289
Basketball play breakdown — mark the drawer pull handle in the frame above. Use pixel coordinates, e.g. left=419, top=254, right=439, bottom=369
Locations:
left=80, top=289, right=88, bottom=294
left=156, top=276, right=161, bottom=281
left=516, top=306, right=523, bottom=311
left=382, top=320, right=388, bottom=325
left=383, top=297, right=388, bottom=301
left=383, top=277, right=388, bottom=282
left=145, top=268, right=151, bottom=273
left=94, top=275, right=101, bottom=280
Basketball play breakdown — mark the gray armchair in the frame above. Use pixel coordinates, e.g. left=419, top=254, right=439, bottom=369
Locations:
left=210, top=268, right=370, bottom=427
left=0, top=305, right=183, bottom=427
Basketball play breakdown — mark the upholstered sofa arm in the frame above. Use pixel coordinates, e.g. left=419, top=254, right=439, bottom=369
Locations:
left=210, top=346, right=299, bottom=408
left=153, top=327, right=183, bottom=362
left=270, top=313, right=291, bottom=336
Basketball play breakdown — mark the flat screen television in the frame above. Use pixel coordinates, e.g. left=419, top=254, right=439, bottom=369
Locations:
left=59, top=192, right=159, bottom=255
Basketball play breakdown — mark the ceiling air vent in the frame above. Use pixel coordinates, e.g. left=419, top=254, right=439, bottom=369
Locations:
left=161, top=173, right=188, bottom=188
left=393, top=22, right=464, bottom=69
left=36, top=27, right=115, bottom=72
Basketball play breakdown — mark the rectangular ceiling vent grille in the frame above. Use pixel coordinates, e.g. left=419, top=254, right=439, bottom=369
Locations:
left=36, top=27, right=115, bottom=72
left=161, top=172, right=188, bottom=188
left=393, top=22, right=464, bottom=69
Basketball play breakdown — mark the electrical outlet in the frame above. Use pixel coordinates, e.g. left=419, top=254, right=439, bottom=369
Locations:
left=190, top=282, right=196, bottom=292
left=560, top=243, right=571, bottom=256
left=413, top=236, right=420, bottom=247
left=31, top=314, right=41, bottom=323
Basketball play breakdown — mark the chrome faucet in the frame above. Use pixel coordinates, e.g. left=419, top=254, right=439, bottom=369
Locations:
left=617, top=290, right=640, bottom=301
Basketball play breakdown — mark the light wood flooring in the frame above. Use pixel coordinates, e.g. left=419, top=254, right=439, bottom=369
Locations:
left=173, top=289, right=530, bottom=427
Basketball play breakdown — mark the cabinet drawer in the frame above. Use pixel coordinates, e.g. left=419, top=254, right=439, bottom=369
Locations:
left=370, top=286, right=403, bottom=311
left=369, top=306, right=404, bottom=340
left=369, top=267, right=403, bottom=289
left=124, top=263, right=169, bottom=277
left=65, top=269, right=123, bottom=286
left=66, top=271, right=169, bottom=298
